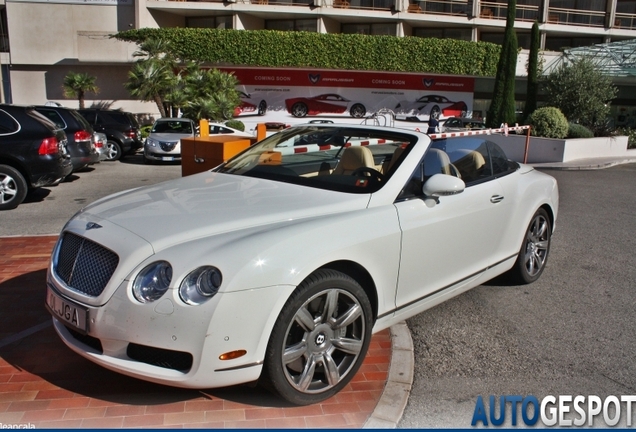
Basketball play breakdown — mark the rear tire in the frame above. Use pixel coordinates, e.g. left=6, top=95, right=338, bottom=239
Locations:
left=262, top=269, right=373, bottom=405
left=0, top=165, right=28, bottom=210
left=105, top=140, right=122, bottom=161
left=508, top=208, right=552, bottom=284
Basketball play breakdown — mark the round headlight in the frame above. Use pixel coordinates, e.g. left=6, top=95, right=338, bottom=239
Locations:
left=147, top=138, right=157, bottom=147
left=132, top=261, right=172, bottom=303
left=179, top=266, right=222, bottom=305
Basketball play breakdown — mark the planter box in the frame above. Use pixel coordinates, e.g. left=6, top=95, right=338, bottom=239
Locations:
left=486, top=134, right=630, bottom=164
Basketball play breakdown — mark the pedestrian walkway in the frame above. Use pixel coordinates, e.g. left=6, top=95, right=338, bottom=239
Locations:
left=0, top=236, right=413, bottom=428
left=531, top=155, right=636, bottom=170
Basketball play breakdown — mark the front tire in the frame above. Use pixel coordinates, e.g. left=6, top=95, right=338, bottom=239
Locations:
left=0, top=165, right=28, bottom=210
left=350, top=103, right=366, bottom=118
left=262, top=269, right=373, bottom=405
left=509, top=208, right=552, bottom=284
left=258, top=100, right=267, bottom=116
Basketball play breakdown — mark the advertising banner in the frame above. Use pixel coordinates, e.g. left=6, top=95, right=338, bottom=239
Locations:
left=219, top=67, right=474, bottom=122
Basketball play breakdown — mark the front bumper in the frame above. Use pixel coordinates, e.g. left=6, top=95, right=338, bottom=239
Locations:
left=46, top=271, right=295, bottom=389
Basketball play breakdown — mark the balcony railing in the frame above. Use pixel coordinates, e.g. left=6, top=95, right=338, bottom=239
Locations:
left=346, top=0, right=393, bottom=11
left=614, top=12, right=636, bottom=29
left=479, top=1, right=540, bottom=22
left=409, top=0, right=471, bottom=17
left=546, top=7, right=606, bottom=26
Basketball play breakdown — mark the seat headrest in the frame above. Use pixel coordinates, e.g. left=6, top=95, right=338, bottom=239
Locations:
left=335, top=146, right=375, bottom=174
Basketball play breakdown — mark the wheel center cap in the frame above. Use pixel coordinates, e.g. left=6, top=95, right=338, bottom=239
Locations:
left=315, top=333, right=326, bottom=346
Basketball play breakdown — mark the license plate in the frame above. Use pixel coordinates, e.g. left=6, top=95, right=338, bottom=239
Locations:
left=46, top=286, right=88, bottom=333
left=162, top=156, right=174, bottom=161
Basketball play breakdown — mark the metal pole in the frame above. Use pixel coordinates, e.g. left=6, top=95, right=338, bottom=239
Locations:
left=524, top=126, right=531, bottom=164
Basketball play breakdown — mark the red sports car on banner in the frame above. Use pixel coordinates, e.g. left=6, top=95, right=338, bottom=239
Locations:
left=285, top=93, right=367, bottom=118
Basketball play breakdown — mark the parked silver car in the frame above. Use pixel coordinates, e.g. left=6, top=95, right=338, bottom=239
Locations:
left=143, top=118, right=196, bottom=164
left=92, top=132, right=109, bottom=162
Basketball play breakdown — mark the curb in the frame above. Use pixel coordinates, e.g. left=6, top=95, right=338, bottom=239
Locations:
left=531, top=158, right=636, bottom=171
left=364, top=321, right=414, bottom=428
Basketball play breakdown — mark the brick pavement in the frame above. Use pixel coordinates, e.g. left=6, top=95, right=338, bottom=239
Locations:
left=0, top=236, right=391, bottom=428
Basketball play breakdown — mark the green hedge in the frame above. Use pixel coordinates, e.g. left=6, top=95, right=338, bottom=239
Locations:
left=115, top=29, right=500, bottom=76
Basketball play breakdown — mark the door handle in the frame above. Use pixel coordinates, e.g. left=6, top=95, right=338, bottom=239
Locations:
left=490, top=195, right=504, bottom=203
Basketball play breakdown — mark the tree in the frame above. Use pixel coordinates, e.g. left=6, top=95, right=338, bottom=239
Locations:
left=180, top=66, right=241, bottom=122
left=62, top=72, right=99, bottom=109
left=522, top=21, right=540, bottom=123
left=124, top=60, right=175, bottom=118
left=486, top=0, right=518, bottom=128
left=541, top=56, right=617, bottom=135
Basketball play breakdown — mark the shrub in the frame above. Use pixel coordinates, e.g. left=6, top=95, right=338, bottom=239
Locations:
left=615, top=127, right=636, bottom=149
left=225, top=119, right=245, bottom=131
left=528, top=107, right=568, bottom=139
left=567, top=123, right=593, bottom=139
left=140, top=124, right=152, bottom=139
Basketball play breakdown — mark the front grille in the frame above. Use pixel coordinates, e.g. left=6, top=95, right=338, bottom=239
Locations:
left=55, top=232, right=119, bottom=297
left=159, top=141, right=177, bottom=152
left=66, top=326, right=103, bottom=353
left=127, top=343, right=193, bottom=372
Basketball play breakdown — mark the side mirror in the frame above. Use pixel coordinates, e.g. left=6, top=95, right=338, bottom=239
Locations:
left=422, top=174, right=465, bottom=207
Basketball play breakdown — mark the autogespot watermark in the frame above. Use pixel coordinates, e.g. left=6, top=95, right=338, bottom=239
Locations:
left=0, top=424, right=35, bottom=429
left=471, top=395, right=636, bottom=427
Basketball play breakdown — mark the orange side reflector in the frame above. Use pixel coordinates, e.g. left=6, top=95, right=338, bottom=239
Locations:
left=219, top=350, right=247, bottom=361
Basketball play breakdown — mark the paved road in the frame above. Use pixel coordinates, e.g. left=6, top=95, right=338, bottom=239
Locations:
left=0, top=155, right=181, bottom=237
left=399, top=164, right=636, bottom=428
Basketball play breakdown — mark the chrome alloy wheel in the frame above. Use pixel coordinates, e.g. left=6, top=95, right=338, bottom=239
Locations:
left=281, top=288, right=365, bottom=394
left=523, top=212, right=550, bottom=277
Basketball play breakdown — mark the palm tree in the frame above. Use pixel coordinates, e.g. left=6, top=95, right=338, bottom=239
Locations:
left=124, top=60, right=175, bottom=118
left=62, top=72, right=99, bottom=109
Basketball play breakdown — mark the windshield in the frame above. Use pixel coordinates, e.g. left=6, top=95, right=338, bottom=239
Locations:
left=215, top=125, right=417, bottom=194
left=152, top=120, right=193, bottom=134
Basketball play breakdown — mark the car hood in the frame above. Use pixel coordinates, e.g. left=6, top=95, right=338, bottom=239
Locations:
left=76, top=172, right=371, bottom=252
left=149, top=132, right=193, bottom=141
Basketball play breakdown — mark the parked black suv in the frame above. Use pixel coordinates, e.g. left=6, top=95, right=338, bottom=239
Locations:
left=34, top=106, right=99, bottom=172
left=0, top=105, right=72, bottom=210
left=77, top=109, right=143, bottom=161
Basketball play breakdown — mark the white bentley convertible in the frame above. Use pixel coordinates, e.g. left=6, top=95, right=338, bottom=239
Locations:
left=46, top=124, right=558, bottom=405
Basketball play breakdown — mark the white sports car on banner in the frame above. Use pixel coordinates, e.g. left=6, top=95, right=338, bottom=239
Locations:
left=46, top=124, right=558, bottom=405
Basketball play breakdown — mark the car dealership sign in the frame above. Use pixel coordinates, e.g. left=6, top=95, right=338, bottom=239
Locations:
left=219, top=67, right=475, bottom=121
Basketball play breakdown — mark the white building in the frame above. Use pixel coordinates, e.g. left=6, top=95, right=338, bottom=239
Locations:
left=1, top=0, right=635, bottom=118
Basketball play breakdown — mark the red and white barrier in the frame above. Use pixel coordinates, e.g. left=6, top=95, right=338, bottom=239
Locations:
left=429, top=124, right=530, bottom=140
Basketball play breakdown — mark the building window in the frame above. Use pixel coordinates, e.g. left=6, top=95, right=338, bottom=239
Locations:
left=544, top=36, right=603, bottom=51
left=615, top=0, right=636, bottom=28
left=480, top=31, right=531, bottom=49
left=342, top=23, right=397, bottom=35
left=413, top=27, right=472, bottom=40
left=548, top=0, right=607, bottom=26
left=415, top=0, right=472, bottom=17
left=480, top=0, right=540, bottom=21
left=350, top=0, right=393, bottom=9
left=186, top=16, right=233, bottom=29
left=265, top=19, right=318, bottom=31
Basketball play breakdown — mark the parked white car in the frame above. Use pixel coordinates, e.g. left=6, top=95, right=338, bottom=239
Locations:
left=46, top=124, right=558, bottom=405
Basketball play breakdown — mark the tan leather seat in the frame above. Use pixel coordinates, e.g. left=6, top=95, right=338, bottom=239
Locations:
left=383, top=146, right=406, bottom=174
left=333, top=146, right=375, bottom=175
left=449, top=149, right=486, bottom=182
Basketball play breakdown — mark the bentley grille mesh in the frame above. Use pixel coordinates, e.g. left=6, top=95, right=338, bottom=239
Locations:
left=55, top=232, right=119, bottom=297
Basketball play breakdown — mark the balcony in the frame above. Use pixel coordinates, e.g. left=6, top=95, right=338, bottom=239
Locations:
left=614, top=12, right=636, bottom=29
left=346, top=0, right=393, bottom=10
left=479, top=1, right=540, bottom=22
left=545, top=7, right=606, bottom=26
left=409, top=0, right=471, bottom=17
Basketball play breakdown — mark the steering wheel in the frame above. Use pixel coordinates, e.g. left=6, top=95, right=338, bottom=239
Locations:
left=351, top=166, right=385, bottom=182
